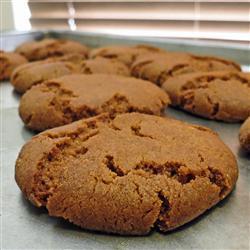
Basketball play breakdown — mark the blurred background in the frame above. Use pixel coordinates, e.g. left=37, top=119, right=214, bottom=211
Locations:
left=1, top=0, right=250, bottom=46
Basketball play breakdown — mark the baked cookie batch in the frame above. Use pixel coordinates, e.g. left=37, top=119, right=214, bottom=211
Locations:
left=1, top=38, right=249, bottom=235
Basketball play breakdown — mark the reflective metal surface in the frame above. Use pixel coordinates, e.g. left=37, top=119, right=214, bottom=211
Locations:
left=1, top=31, right=249, bottom=250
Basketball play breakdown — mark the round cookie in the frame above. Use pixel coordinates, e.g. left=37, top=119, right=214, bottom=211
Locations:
left=162, top=71, right=250, bottom=122
left=46, top=53, right=87, bottom=64
left=11, top=61, right=79, bottom=94
left=19, top=74, right=169, bottom=131
left=89, top=44, right=163, bottom=66
left=15, top=38, right=89, bottom=61
left=79, top=57, right=130, bottom=76
left=11, top=57, right=129, bottom=94
left=10, top=53, right=86, bottom=93
left=131, top=52, right=241, bottom=86
left=0, top=51, right=28, bottom=81
left=239, top=117, right=250, bottom=152
left=15, top=112, right=238, bottom=235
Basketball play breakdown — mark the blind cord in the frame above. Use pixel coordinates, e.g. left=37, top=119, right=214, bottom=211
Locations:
left=67, top=1, right=76, bottom=31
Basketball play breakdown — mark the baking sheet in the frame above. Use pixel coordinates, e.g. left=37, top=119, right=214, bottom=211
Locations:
left=1, top=31, right=250, bottom=250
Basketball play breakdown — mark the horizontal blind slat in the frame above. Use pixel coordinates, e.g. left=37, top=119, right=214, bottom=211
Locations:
left=72, top=2, right=250, bottom=22
left=30, top=18, right=249, bottom=32
left=29, top=2, right=70, bottom=18
left=30, top=17, right=250, bottom=23
left=74, top=19, right=249, bottom=32
left=28, top=0, right=250, bottom=3
left=30, top=19, right=69, bottom=29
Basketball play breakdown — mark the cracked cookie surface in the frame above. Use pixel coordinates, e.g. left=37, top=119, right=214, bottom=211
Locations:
left=89, top=44, right=163, bottom=66
left=11, top=57, right=129, bottom=94
left=15, top=113, right=238, bottom=235
left=0, top=51, right=28, bottom=81
left=15, top=38, right=89, bottom=61
left=79, top=57, right=130, bottom=76
left=162, top=71, right=250, bottom=122
left=11, top=61, right=79, bottom=93
left=239, top=117, right=250, bottom=152
left=19, top=74, right=169, bottom=131
left=131, top=52, right=241, bottom=86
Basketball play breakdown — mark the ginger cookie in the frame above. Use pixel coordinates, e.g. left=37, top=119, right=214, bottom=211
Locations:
left=19, top=74, right=169, bottom=131
left=131, top=52, right=241, bottom=86
left=239, top=117, right=250, bottom=152
left=11, top=61, right=79, bottom=94
left=0, top=51, right=28, bottom=81
left=89, top=44, right=163, bottom=66
left=79, top=57, right=130, bottom=76
left=162, top=71, right=250, bottom=122
left=11, top=57, right=129, bottom=94
left=15, top=38, right=89, bottom=61
left=15, top=113, right=238, bottom=235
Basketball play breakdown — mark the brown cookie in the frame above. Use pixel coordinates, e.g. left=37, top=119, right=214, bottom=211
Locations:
left=19, top=74, right=169, bottom=131
left=89, top=44, right=163, bottom=66
left=15, top=112, right=238, bottom=235
left=0, top=51, right=28, bottom=81
left=11, top=57, right=129, bottom=94
left=11, top=61, right=79, bottom=94
left=46, top=53, right=87, bottom=64
left=239, top=117, right=250, bottom=152
left=131, top=52, right=241, bottom=86
left=79, top=57, right=130, bottom=76
left=15, top=38, right=89, bottom=61
left=162, top=71, right=250, bottom=122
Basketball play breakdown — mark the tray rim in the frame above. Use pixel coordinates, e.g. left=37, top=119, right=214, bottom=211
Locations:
left=2, top=29, right=250, bottom=51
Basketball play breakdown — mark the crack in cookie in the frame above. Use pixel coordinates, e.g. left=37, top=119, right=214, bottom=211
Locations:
left=19, top=74, right=170, bottom=131
left=131, top=52, right=241, bottom=86
left=163, top=71, right=250, bottom=122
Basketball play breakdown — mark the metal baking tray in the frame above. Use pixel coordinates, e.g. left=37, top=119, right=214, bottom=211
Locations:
left=1, top=31, right=250, bottom=250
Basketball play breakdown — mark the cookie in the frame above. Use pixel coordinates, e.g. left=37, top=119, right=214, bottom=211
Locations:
left=46, top=53, right=87, bottom=64
left=239, top=117, right=250, bottom=152
left=11, top=61, right=79, bottom=94
left=11, top=57, right=129, bottom=94
left=15, top=38, right=89, bottom=61
left=19, top=74, right=169, bottom=131
left=131, top=52, right=241, bottom=86
left=80, top=57, right=130, bottom=76
left=89, top=44, right=163, bottom=66
left=162, top=71, right=250, bottom=122
left=15, top=112, right=238, bottom=235
left=0, top=51, right=28, bottom=81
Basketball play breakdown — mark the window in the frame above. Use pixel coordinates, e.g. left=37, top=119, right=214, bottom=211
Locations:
left=14, top=0, right=250, bottom=45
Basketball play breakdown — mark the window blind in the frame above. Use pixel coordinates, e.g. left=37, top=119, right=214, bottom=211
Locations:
left=28, top=0, right=250, bottom=45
